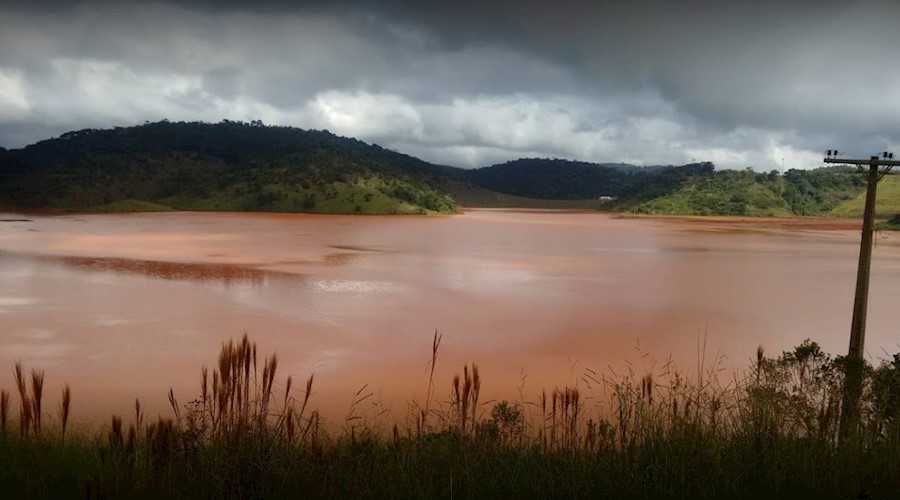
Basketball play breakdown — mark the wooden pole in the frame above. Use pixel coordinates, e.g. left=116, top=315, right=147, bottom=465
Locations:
left=848, top=158, right=880, bottom=359
left=840, top=157, right=879, bottom=438
left=823, top=155, right=900, bottom=439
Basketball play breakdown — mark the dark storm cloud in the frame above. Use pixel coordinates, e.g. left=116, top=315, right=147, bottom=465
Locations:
left=1, top=0, right=898, bottom=168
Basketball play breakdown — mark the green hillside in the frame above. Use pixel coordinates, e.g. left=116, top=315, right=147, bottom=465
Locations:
left=831, top=175, right=900, bottom=217
left=0, top=121, right=887, bottom=218
left=618, top=166, right=866, bottom=217
left=0, top=121, right=458, bottom=215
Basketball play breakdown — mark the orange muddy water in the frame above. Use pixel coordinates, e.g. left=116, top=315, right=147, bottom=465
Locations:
left=1, top=210, right=898, bottom=425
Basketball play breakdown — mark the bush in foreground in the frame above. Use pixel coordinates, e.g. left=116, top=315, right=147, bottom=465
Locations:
left=1, top=335, right=899, bottom=498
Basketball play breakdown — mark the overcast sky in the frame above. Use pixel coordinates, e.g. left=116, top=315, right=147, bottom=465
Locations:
left=1, top=0, right=898, bottom=169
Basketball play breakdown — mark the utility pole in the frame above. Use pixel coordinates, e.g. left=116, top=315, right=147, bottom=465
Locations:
left=823, top=151, right=899, bottom=439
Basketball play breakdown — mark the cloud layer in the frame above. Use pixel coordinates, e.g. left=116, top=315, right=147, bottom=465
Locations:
left=1, top=0, right=898, bottom=169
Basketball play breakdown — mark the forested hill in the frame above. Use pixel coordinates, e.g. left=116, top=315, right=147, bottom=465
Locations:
left=463, top=158, right=669, bottom=200
left=0, top=121, right=879, bottom=217
left=0, top=120, right=460, bottom=214
left=615, top=164, right=867, bottom=216
left=462, top=158, right=875, bottom=217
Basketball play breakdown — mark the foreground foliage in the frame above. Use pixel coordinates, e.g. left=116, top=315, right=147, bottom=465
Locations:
left=1, top=336, right=899, bottom=498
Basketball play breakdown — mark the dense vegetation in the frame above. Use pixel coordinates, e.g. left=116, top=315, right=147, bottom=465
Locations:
left=464, top=158, right=667, bottom=200
left=1, top=334, right=898, bottom=498
left=0, top=121, right=888, bottom=217
left=462, top=159, right=876, bottom=218
left=0, top=121, right=458, bottom=215
left=616, top=164, right=867, bottom=217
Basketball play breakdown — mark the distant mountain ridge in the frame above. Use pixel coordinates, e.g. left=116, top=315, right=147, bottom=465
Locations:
left=464, top=158, right=671, bottom=200
left=0, top=120, right=880, bottom=217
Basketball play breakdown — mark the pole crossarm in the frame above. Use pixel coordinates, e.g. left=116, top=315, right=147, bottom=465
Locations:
left=823, top=158, right=900, bottom=167
left=824, top=158, right=897, bottom=180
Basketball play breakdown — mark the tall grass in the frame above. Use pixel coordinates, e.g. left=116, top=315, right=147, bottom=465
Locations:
left=1, top=333, right=899, bottom=498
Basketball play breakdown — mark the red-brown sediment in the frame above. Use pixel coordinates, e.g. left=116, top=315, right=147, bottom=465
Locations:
left=1, top=210, right=898, bottom=423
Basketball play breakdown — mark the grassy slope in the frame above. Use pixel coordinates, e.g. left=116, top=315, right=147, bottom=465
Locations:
left=629, top=171, right=792, bottom=217
left=831, top=175, right=900, bottom=217
left=625, top=169, right=867, bottom=218
left=635, top=182, right=793, bottom=217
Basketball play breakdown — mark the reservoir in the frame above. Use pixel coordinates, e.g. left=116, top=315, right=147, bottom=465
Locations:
left=1, top=210, right=898, bottom=423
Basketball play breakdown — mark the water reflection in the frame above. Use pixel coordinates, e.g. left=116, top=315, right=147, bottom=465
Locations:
left=323, top=253, right=363, bottom=266
left=56, top=255, right=302, bottom=286
left=308, top=279, right=399, bottom=293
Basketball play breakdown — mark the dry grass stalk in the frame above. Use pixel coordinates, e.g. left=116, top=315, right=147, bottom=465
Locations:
left=346, top=383, right=374, bottom=435
left=297, top=374, right=315, bottom=426
left=541, top=386, right=582, bottom=449
left=641, top=374, right=654, bottom=405
left=472, top=365, right=481, bottom=427
left=274, top=375, right=294, bottom=438
left=259, top=354, right=277, bottom=427
left=283, top=376, right=293, bottom=412
left=60, top=385, right=71, bottom=440
left=540, top=389, right=547, bottom=448
left=109, top=415, right=124, bottom=448
left=143, top=417, right=177, bottom=475
left=756, top=346, right=765, bottom=376
left=20, top=401, right=32, bottom=440
left=14, top=363, right=31, bottom=439
left=284, top=374, right=317, bottom=446
left=451, top=363, right=480, bottom=435
left=551, top=386, right=581, bottom=449
left=201, top=367, right=208, bottom=405
left=421, top=330, right=442, bottom=432
left=126, top=424, right=136, bottom=456
left=134, top=398, right=143, bottom=431
left=168, top=389, right=181, bottom=423
left=31, top=370, right=44, bottom=437
left=1, top=390, right=9, bottom=434
left=161, top=334, right=320, bottom=452
left=206, top=334, right=267, bottom=435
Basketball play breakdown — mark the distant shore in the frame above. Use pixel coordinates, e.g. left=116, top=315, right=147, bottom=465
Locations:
left=616, top=212, right=866, bottom=231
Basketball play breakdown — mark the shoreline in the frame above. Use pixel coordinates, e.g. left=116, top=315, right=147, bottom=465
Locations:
left=616, top=212, right=865, bottom=231
left=1, top=205, right=876, bottom=231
